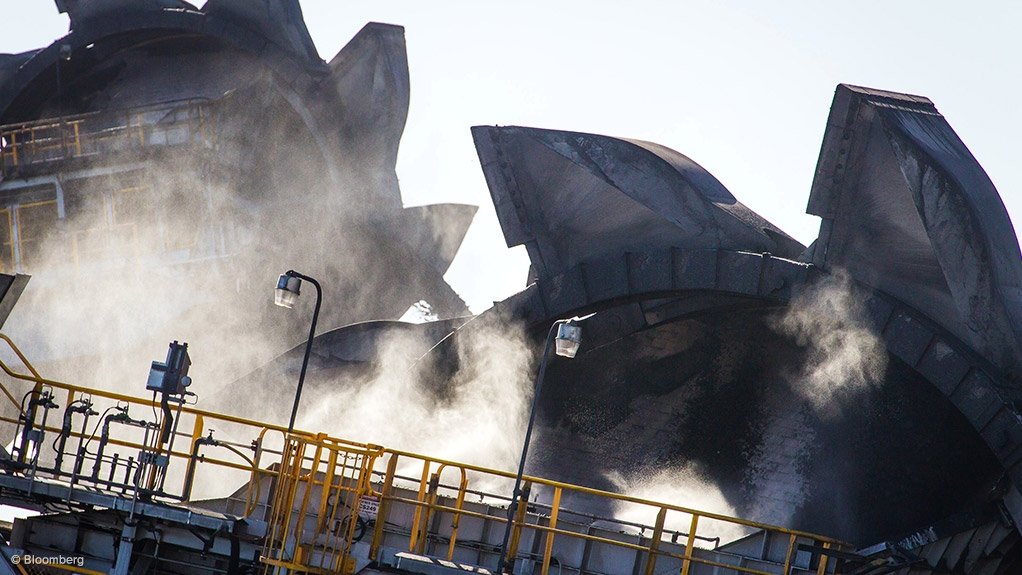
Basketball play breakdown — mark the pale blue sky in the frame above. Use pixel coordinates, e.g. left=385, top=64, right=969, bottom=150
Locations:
left=2, top=1, right=1020, bottom=312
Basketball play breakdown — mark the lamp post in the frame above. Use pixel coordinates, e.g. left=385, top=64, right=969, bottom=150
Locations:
left=496, top=317, right=584, bottom=574
left=274, top=270, right=322, bottom=435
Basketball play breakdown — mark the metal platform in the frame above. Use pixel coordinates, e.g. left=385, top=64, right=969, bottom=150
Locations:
left=0, top=331, right=861, bottom=575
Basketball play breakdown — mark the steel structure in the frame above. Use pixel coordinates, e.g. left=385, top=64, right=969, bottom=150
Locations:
left=244, top=86, right=1022, bottom=571
left=0, top=328, right=860, bottom=574
left=0, top=0, right=476, bottom=394
left=2, top=2, right=1022, bottom=574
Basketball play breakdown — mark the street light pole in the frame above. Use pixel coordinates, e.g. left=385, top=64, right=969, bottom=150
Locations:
left=274, top=269, right=322, bottom=435
left=496, top=318, right=583, bottom=574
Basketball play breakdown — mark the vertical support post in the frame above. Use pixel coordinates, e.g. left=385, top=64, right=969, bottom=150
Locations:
left=111, top=522, right=137, bottom=575
left=417, top=473, right=440, bottom=555
left=9, top=131, right=17, bottom=167
left=315, top=447, right=339, bottom=532
left=338, top=449, right=376, bottom=573
left=506, top=481, right=531, bottom=571
left=16, top=381, right=43, bottom=465
left=446, top=470, right=469, bottom=561
left=11, top=203, right=21, bottom=272
left=540, top=487, right=563, bottom=575
left=244, top=431, right=266, bottom=518
left=54, top=177, right=66, bottom=219
left=781, top=533, right=797, bottom=575
left=292, top=436, right=325, bottom=558
left=275, top=437, right=306, bottom=569
left=369, top=453, right=398, bottom=561
left=643, top=508, right=667, bottom=575
left=409, top=460, right=431, bottom=552
left=181, top=414, right=204, bottom=497
left=815, top=541, right=830, bottom=575
left=679, top=514, right=699, bottom=575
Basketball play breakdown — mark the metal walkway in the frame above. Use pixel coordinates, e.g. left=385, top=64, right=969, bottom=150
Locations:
left=0, top=332, right=857, bottom=574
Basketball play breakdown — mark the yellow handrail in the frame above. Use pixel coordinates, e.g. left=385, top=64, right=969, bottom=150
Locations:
left=0, top=334, right=367, bottom=447
left=0, top=332, right=851, bottom=575
left=0, top=98, right=216, bottom=177
left=381, top=446, right=843, bottom=544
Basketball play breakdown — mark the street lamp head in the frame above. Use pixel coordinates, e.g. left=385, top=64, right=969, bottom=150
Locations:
left=555, top=323, right=582, bottom=358
left=275, top=273, right=301, bottom=308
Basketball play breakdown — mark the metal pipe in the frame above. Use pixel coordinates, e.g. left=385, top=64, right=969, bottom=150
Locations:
left=107, top=453, right=119, bottom=488
left=91, top=410, right=130, bottom=480
left=55, top=401, right=77, bottom=472
left=55, top=399, right=95, bottom=473
left=157, top=396, right=187, bottom=492
left=91, top=409, right=152, bottom=481
left=160, top=393, right=173, bottom=443
left=15, top=388, right=39, bottom=465
left=70, top=402, right=94, bottom=482
left=182, top=430, right=219, bottom=501
left=122, top=456, right=134, bottom=494
left=28, top=390, right=58, bottom=482
left=133, top=418, right=156, bottom=489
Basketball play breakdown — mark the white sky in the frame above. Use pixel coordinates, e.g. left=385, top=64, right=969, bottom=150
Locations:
left=2, top=1, right=1021, bottom=313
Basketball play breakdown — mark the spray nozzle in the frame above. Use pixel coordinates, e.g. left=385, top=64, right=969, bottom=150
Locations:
left=70, top=398, right=98, bottom=416
left=34, top=390, right=59, bottom=410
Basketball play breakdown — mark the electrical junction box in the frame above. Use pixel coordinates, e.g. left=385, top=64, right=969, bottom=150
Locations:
left=146, top=341, right=192, bottom=395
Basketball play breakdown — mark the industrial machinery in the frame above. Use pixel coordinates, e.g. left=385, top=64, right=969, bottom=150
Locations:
left=3, top=2, right=1022, bottom=574
left=0, top=326, right=888, bottom=575
left=240, top=83, right=1022, bottom=571
left=0, top=0, right=476, bottom=397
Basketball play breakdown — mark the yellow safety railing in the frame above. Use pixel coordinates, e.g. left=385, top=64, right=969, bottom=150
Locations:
left=363, top=450, right=848, bottom=575
left=0, top=332, right=351, bottom=516
left=0, top=332, right=852, bottom=575
left=260, top=434, right=384, bottom=575
left=0, top=99, right=215, bottom=177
